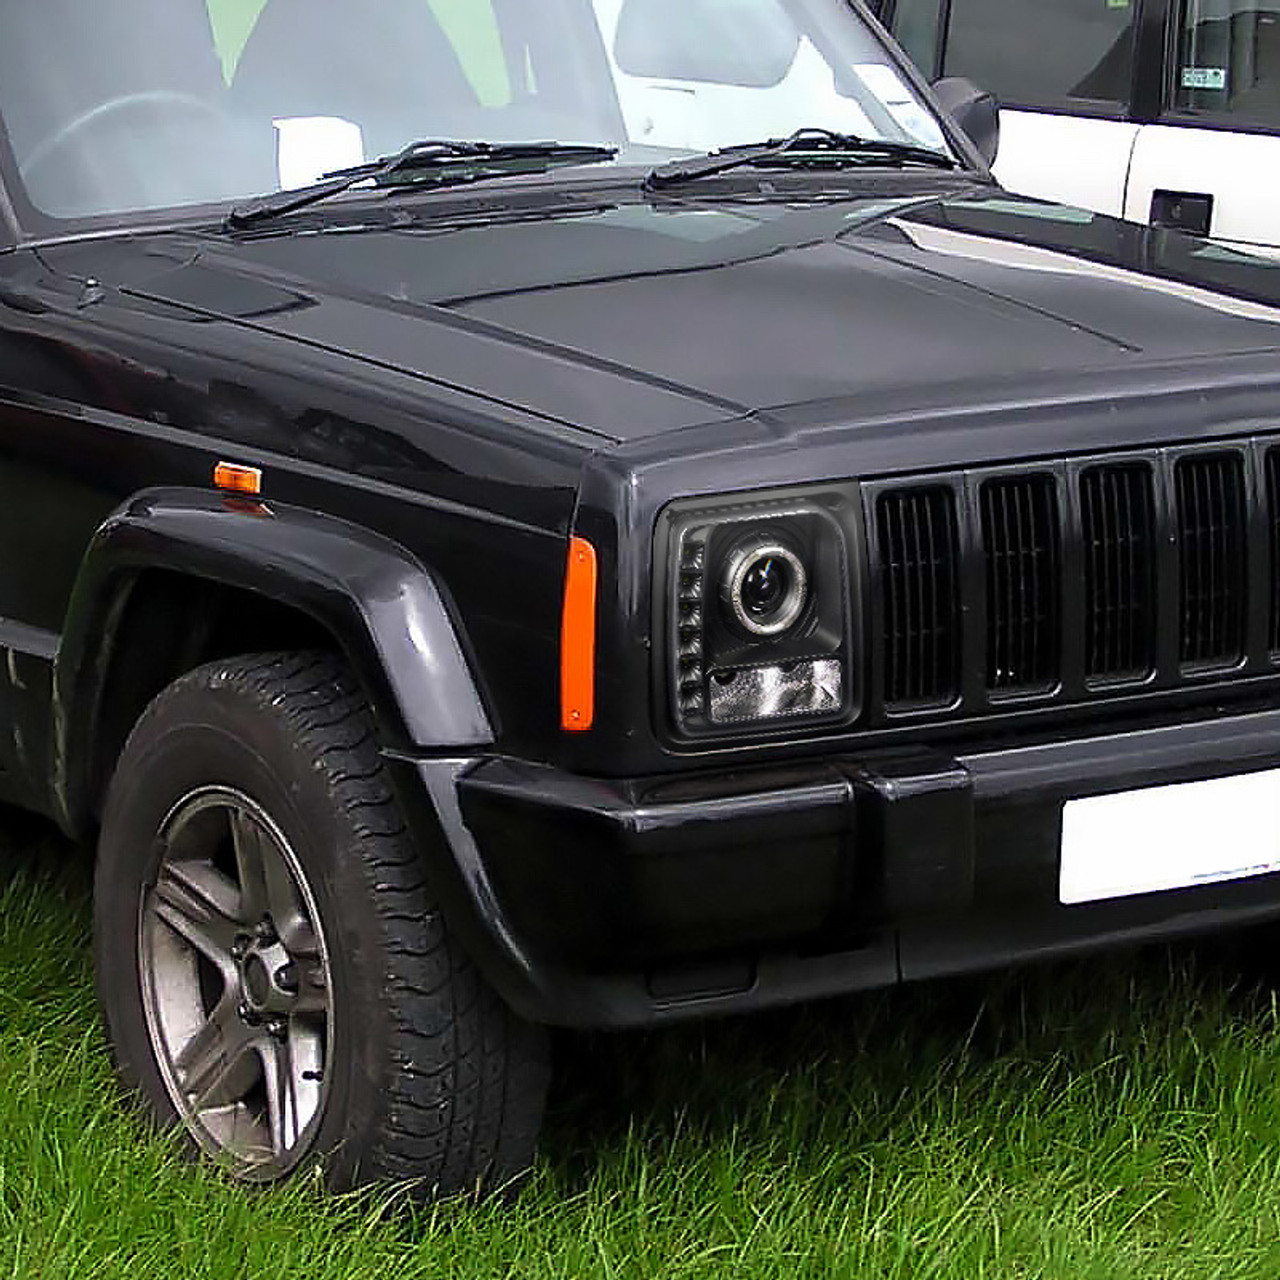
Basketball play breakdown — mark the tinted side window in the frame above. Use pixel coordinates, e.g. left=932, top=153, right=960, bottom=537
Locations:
left=941, top=0, right=1136, bottom=108
left=1176, top=2, right=1280, bottom=124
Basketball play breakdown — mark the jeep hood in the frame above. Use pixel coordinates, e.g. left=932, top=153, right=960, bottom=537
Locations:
left=86, top=184, right=1280, bottom=443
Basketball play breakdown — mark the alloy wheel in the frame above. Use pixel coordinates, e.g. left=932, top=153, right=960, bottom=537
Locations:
left=137, top=786, right=333, bottom=1179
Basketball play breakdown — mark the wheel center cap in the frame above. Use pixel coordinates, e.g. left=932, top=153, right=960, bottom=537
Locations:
left=237, top=938, right=296, bottom=1014
left=243, top=954, right=272, bottom=1006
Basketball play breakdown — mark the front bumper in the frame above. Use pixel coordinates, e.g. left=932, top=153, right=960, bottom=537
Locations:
left=392, top=706, right=1280, bottom=1028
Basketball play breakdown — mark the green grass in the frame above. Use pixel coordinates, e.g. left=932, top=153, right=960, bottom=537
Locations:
left=6, top=816, right=1280, bottom=1277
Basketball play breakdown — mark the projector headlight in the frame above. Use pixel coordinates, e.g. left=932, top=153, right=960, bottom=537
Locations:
left=657, top=490, right=857, bottom=738
left=721, top=535, right=809, bottom=637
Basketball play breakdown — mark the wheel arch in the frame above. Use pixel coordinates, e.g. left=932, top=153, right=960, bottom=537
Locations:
left=52, top=487, right=493, bottom=835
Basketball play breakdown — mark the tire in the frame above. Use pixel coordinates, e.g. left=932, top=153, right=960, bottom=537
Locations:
left=93, top=651, right=549, bottom=1197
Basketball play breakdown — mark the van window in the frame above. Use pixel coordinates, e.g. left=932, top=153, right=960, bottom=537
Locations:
left=912, top=0, right=1137, bottom=109
left=1176, top=2, right=1280, bottom=124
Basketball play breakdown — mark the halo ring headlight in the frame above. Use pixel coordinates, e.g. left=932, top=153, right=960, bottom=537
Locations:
left=722, top=537, right=808, bottom=636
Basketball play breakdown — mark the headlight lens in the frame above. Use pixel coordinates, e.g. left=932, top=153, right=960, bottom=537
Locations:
left=721, top=536, right=808, bottom=637
left=657, top=491, right=857, bottom=738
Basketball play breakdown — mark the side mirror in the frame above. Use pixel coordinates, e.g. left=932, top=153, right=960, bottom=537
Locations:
left=931, top=76, right=999, bottom=168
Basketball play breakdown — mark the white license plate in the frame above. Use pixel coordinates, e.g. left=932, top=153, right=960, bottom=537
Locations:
left=1059, top=768, right=1280, bottom=905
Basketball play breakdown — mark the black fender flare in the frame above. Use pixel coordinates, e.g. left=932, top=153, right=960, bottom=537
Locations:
left=52, top=487, right=492, bottom=832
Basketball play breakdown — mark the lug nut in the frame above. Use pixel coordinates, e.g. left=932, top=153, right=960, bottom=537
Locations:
left=237, top=1001, right=261, bottom=1026
left=266, top=1016, right=288, bottom=1040
left=230, top=935, right=249, bottom=960
left=255, top=916, right=277, bottom=944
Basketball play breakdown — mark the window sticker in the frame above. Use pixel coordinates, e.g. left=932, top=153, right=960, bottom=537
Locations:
left=1182, top=66, right=1227, bottom=90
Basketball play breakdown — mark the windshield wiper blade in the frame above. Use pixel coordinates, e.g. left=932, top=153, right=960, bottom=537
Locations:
left=645, top=127, right=954, bottom=190
left=225, top=139, right=618, bottom=229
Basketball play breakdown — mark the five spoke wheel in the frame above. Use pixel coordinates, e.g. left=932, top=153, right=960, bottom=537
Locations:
left=139, top=787, right=332, bottom=1178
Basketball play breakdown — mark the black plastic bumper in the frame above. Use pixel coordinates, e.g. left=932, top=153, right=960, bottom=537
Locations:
left=394, top=706, right=1280, bottom=1028
left=458, top=752, right=973, bottom=964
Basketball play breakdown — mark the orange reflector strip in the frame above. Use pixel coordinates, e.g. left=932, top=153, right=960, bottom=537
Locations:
left=213, top=461, right=263, bottom=496
left=561, top=535, right=597, bottom=731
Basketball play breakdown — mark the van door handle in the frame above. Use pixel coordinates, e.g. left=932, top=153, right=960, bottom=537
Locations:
left=1149, top=189, right=1214, bottom=236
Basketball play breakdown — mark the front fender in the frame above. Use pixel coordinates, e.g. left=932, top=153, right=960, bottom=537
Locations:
left=53, top=487, right=492, bottom=831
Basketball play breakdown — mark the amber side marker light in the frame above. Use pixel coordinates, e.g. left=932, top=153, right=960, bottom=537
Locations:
left=561, top=535, right=598, bottom=731
left=213, top=461, right=263, bottom=496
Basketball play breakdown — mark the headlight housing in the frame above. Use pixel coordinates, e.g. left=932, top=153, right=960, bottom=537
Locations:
left=656, top=489, right=859, bottom=739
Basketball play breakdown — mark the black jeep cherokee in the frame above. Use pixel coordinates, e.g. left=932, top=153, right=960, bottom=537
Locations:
left=5, top=0, right=1280, bottom=1198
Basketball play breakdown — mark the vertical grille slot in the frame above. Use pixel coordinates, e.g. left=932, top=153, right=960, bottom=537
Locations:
left=876, top=487, right=960, bottom=707
left=1268, top=449, right=1280, bottom=654
left=1080, top=464, right=1156, bottom=681
left=1176, top=452, right=1246, bottom=668
left=981, top=474, right=1061, bottom=693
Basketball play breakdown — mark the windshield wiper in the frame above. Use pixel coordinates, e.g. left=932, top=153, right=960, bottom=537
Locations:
left=225, top=139, right=619, bottom=229
left=645, top=127, right=955, bottom=191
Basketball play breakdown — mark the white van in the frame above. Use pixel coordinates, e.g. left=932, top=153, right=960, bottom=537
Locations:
left=872, top=0, right=1280, bottom=251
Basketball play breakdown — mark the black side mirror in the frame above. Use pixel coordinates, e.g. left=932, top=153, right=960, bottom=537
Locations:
left=931, top=76, right=999, bottom=168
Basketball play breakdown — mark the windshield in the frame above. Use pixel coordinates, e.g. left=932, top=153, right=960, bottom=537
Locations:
left=0, top=0, right=955, bottom=221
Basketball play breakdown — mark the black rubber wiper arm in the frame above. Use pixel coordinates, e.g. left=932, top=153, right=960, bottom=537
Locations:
left=645, top=127, right=954, bottom=190
left=225, top=139, right=618, bottom=229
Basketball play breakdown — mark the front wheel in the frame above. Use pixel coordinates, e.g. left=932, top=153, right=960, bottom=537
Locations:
left=94, top=652, right=549, bottom=1195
